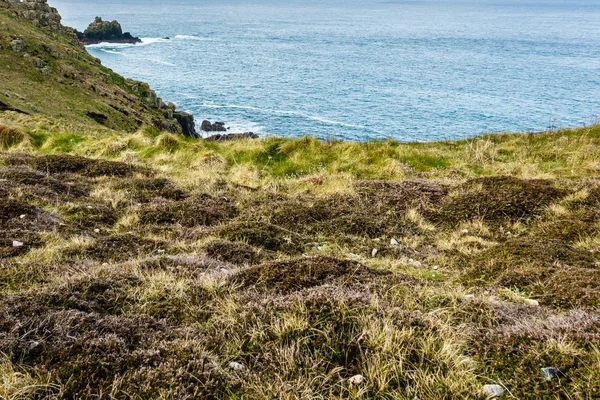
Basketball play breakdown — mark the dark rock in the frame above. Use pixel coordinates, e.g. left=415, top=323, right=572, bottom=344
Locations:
left=173, top=111, right=197, bottom=137
left=76, top=17, right=141, bottom=45
left=86, top=111, right=108, bottom=125
left=205, top=132, right=259, bottom=142
left=200, top=120, right=227, bottom=132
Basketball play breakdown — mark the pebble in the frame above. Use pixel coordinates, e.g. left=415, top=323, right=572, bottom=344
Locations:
left=541, top=367, right=561, bottom=380
left=482, top=384, right=505, bottom=397
left=12, top=241, right=24, bottom=247
left=94, top=229, right=100, bottom=233
left=408, top=258, right=422, bottom=267
left=87, top=205, right=93, bottom=209
left=433, top=265, right=439, bottom=270
left=19, top=214, right=26, bottom=219
left=371, top=248, right=378, bottom=258
left=348, top=374, right=364, bottom=385
left=524, top=298, right=539, bottom=307
left=461, top=229, right=469, bottom=234
left=228, top=362, right=244, bottom=371
left=390, top=238, right=399, bottom=247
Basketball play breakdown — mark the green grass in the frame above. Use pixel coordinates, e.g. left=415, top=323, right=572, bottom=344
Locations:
left=1, top=115, right=599, bottom=399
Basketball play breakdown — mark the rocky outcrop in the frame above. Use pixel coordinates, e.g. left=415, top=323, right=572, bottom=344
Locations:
left=173, top=111, right=197, bottom=137
left=201, top=120, right=227, bottom=132
left=5, top=0, right=63, bottom=31
left=76, top=17, right=141, bottom=45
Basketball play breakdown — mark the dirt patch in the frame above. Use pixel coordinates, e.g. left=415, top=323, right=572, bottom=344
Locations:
left=0, top=167, right=89, bottom=199
left=356, top=179, right=447, bottom=209
left=0, top=198, right=62, bottom=231
left=134, top=254, right=234, bottom=275
left=139, top=194, right=237, bottom=227
left=232, top=256, right=389, bottom=293
left=431, top=176, right=567, bottom=224
left=82, top=234, right=165, bottom=261
left=5, top=153, right=139, bottom=177
left=463, top=238, right=599, bottom=308
left=203, top=239, right=262, bottom=265
left=61, top=202, right=119, bottom=228
left=219, top=221, right=305, bottom=254
left=114, top=177, right=188, bottom=203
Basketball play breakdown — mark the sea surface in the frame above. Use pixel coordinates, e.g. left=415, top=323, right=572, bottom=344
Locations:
left=51, top=0, right=600, bottom=141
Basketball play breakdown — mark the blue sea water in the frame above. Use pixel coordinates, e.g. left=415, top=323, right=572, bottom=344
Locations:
left=51, top=0, right=600, bottom=141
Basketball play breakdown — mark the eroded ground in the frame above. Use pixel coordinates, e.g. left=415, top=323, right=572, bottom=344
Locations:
left=1, top=151, right=599, bottom=399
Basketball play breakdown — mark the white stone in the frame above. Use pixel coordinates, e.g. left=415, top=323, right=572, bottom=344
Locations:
left=87, top=205, right=93, bottom=209
left=19, top=214, right=26, bottom=219
left=461, top=229, right=469, bottom=234
left=228, top=362, right=244, bottom=371
left=12, top=240, right=24, bottom=247
left=94, top=229, right=100, bottom=233
left=390, top=238, right=399, bottom=247
left=348, top=374, right=364, bottom=385
left=371, top=248, right=378, bottom=257
left=524, top=298, right=539, bottom=307
left=433, top=265, right=439, bottom=270
left=482, top=384, right=505, bottom=397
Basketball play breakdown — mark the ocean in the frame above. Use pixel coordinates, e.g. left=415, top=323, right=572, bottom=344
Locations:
left=51, top=0, right=600, bottom=141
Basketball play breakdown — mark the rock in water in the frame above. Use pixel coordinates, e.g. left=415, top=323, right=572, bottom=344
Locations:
left=201, top=120, right=227, bottom=132
left=76, top=16, right=141, bottom=45
left=482, top=384, right=505, bottom=397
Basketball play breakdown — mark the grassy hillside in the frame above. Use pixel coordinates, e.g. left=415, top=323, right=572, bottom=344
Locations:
left=0, top=0, right=183, bottom=133
left=1, top=112, right=599, bottom=399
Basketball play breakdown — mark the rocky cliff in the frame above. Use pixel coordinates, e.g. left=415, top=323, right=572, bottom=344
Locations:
left=76, top=16, right=141, bottom=45
left=0, top=0, right=197, bottom=136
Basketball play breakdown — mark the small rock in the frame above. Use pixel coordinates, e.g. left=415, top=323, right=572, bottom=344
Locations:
left=408, top=258, right=422, bottom=267
left=94, top=228, right=100, bottom=233
left=12, top=241, right=24, bottom=248
left=461, top=229, right=469, bottom=234
left=11, top=38, right=25, bottom=52
left=87, top=205, right=93, bottom=209
left=19, top=214, right=26, bottom=219
left=390, top=238, right=399, bottom=247
left=505, top=231, right=512, bottom=236
left=371, top=248, right=378, bottom=258
left=433, top=265, right=439, bottom=270
left=157, top=249, right=165, bottom=253
left=524, top=298, right=539, bottom=307
left=348, top=374, right=364, bottom=385
left=482, top=384, right=505, bottom=397
left=228, top=362, right=244, bottom=371
left=541, top=367, right=562, bottom=380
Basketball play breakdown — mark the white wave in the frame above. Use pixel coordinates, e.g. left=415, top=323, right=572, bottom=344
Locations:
left=85, top=37, right=167, bottom=50
left=198, top=104, right=383, bottom=134
left=98, top=49, right=123, bottom=55
left=174, top=35, right=212, bottom=41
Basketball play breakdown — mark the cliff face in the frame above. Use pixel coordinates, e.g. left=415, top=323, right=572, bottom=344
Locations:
left=0, top=0, right=196, bottom=136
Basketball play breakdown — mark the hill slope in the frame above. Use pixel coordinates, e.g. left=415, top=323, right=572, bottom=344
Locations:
left=0, top=0, right=193, bottom=134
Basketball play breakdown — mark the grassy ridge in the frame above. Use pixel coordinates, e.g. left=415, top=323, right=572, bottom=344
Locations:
left=1, top=114, right=599, bottom=399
